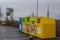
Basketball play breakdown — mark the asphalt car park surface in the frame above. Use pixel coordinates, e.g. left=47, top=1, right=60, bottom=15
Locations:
left=0, top=26, right=60, bottom=40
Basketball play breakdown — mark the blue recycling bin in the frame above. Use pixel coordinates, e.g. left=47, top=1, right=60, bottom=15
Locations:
left=19, top=17, right=22, bottom=32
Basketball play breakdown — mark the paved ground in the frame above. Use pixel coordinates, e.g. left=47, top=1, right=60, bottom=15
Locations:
left=0, top=26, right=60, bottom=40
left=0, top=26, right=30, bottom=40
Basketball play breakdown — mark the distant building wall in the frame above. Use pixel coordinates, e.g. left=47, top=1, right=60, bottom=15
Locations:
left=56, top=20, right=60, bottom=37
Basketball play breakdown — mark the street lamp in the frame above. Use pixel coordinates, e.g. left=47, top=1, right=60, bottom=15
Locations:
left=37, top=0, right=38, bottom=17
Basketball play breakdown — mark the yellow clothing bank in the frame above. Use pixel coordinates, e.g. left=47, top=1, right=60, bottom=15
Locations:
left=35, top=17, right=56, bottom=39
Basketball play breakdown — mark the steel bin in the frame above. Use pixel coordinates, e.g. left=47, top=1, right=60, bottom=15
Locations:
left=19, top=17, right=22, bottom=32
left=35, top=17, right=56, bottom=39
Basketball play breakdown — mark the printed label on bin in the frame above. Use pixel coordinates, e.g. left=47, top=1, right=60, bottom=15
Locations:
left=19, top=24, right=21, bottom=29
left=23, top=25, right=25, bottom=29
left=32, top=25, right=34, bottom=31
left=26, top=24, right=30, bottom=32
left=37, top=27, right=41, bottom=33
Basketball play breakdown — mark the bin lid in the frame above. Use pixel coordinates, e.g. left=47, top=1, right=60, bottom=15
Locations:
left=40, top=17, right=56, bottom=24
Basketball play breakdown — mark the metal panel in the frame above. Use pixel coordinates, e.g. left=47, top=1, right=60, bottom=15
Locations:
left=19, top=18, right=22, bottom=32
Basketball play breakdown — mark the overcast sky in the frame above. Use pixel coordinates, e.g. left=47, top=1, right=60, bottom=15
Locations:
left=0, top=0, right=60, bottom=20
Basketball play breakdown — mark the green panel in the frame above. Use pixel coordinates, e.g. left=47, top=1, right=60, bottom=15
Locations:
left=30, top=17, right=36, bottom=24
left=22, top=17, right=27, bottom=33
left=26, top=17, right=31, bottom=24
left=22, top=17, right=36, bottom=25
left=30, top=17, right=37, bottom=36
left=22, top=17, right=26, bottom=24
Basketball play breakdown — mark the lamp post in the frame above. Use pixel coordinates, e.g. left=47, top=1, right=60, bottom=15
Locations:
left=37, top=0, right=38, bottom=17
left=47, top=5, right=49, bottom=18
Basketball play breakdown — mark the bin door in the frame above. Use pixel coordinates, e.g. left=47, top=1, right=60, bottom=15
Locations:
left=19, top=24, right=22, bottom=32
left=26, top=24, right=30, bottom=33
left=32, top=25, right=34, bottom=31
left=19, top=18, right=22, bottom=32
left=36, top=18, right=42, bottom=38
left=31, top=24, right=35, bottom=36
left=22, top=24, right=26, bottom=32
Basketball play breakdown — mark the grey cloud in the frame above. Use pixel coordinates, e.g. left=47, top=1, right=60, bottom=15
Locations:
left=0, top=0, right=60, bottom=20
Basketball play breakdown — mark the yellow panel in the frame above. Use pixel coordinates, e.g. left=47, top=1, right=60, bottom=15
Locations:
left=43, top=23, right=56, bottom=38
left=35, top=23, right=43, bottom=38
left=40, top=17, right=55, bottom=23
